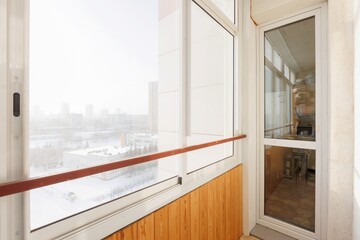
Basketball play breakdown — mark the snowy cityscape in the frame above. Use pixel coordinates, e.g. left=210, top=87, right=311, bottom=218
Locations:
left=29, top=89, right=175, bottom=229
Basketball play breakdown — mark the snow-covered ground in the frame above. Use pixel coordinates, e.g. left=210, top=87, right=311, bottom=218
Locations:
left=30, top=168, right=176, bottom=230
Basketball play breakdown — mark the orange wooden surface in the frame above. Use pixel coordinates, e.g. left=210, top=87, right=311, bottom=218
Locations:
left=190, top=187, right=200, bottom=240
left=207, top=180, right=215, bottom=240
left=179, top=194, right=191, bottom=240
left=122, top=223, right=138, bottom=240
left=104, top=165, right=243, bottom=240
left=168, top=199, right=180, bottom=240
left=154, top=206, right=169, bottom=239
left=138, top=213, right=154, bottom=240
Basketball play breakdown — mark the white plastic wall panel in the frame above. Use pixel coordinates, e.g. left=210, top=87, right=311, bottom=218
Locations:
left=158, top=91, right=179, bottom=132
left=159, top=10, right=179, bottom=55
left=354, top=0, right=360, bottom=239
left=191, top=85, right=224, bottom=135
left=251, top=0, right=325, bottom=25
left=159, top=50, right=179, bottom=93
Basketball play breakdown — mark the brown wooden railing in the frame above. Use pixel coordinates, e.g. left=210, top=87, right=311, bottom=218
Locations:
left=0, top=134, right=246, bottom=198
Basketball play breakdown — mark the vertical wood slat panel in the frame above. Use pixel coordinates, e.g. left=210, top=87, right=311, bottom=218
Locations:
left=199, top=184, right=208, bottom=240
left=120, top=223, right=138, bottom=240
left=190, top=188, right=200, bottom=239
left=238, top=166, right=243, bottom=236
left=154, top=206, right=169, bottom=240
left=104, top=165, right=242, bottom=240
left=230, top=167, right=240, bottom=240
left=179, top=194, right=191, bottom=240
left=207, top=180, right=215, bottom=240
left=225, top=169, right=232, bottom=240
left=138, top=213, right=154, bottom=240
left=230, top=168, right=236, bottom=239
left=168, top=199, right=180, bottom=240
left=214, top=174, right=226, bottom=240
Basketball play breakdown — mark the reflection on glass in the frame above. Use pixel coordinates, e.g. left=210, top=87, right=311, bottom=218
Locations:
left=264, top=17, right=315, bottom=141
left=209, top=0, right=235, bottom=23
left=29, top=0, right=179, bottom=229
left=264, top=146, right=315, bottom=232
left=265, top=38, right=273, bottom=60
left=187, top=2, right=233, bottom=173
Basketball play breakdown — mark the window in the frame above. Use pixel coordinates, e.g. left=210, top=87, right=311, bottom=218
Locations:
left=261, top=16, right=319, bottom=237
left=273, top=50, right=282, bottom=72
left=1, top=0, right=239, bottom=238
left=29, top=0, right=180, bottom=230
left=187, top=2, right=234, bottom=172
left=209, top=0, right=235, bottom=22
left=265, top=37, right=273, bottom=61
left=264, top=39, right=293, bottom=138
left=291, top=71, right=296, bottom=84
left=284, top=63, right=290, bottom=80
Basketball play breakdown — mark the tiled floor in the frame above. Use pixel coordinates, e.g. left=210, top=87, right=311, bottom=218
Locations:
left=265, top=176, right=315, bottom=232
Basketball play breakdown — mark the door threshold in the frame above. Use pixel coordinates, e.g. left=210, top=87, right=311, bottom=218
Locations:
left=250, top=224, right=297, bottom=240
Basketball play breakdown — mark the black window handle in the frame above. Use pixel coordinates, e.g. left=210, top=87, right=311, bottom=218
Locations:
left=13, top=92, right=20, bottom=117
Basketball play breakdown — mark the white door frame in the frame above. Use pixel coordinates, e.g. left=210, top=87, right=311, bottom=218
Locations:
left=255, top=4, right=328, bottom=240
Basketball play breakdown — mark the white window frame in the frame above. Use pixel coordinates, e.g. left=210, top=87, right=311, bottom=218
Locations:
left=256, top=4, right=328, bottom=240
left=1, top=0, right=242, bottom=239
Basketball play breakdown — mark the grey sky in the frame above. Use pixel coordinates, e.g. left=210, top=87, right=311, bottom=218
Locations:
left=29, top=0, right=158, bottom=115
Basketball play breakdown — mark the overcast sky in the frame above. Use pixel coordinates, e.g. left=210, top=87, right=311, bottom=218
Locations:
left=30, top=0, right=158, bottom=115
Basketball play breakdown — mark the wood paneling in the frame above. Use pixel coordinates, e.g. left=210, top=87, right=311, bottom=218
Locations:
left=154, top=206, right=169, bottom=239
left=122, top=223, right=138, bottom=240
left=138, top=213, right=154, bottom=240
left=190, top=187, right=200, bottom=240
left=199, top=184, right=208, bottom=240
left=179, top=195, right=191, bottom=240
left=214, top=174, right=226, bottom=240
left=104, top=165, right=243, bottom=240
left=168, top=199, right=180, bottom=240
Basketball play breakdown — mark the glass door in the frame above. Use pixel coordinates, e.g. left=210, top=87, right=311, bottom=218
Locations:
left=259, top=10, right=323, bottom=240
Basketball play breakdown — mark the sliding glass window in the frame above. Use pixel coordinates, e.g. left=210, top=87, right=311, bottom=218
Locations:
left=187, top=2, right=234, bottom=173
left=0, top=0, right=239, bottom=237
left=29, top=0, right=180, bottom=229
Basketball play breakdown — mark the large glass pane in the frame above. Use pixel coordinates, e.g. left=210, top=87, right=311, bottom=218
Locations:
left=284, top=63, right=290, bottom=80
left=29, top=0, right=179, bottom=229
left=273, top=51, right=282, bottom=72
left=264, top=18, right=315, bottom=141
left=265, top=37, right=273, bottom=61
left=264, top=146, right=315, bottom=232
left=291, top=71, right=296, bottom=84
left=209, top=0, right=235, bottom=23
left=187, top=2, right=233, bottom=173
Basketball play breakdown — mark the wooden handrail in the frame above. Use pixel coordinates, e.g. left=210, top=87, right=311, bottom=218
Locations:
left=0, top=134, right=246, bottom=197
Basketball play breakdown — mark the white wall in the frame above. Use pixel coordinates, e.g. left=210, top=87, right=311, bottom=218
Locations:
left=327, top=0, right=355, bottom=239
left=241, top=0, right=258, bottom=235
left=157, top=0, right=180, bottom=174
left=251, top=0, right=325, bottom=25
left=354, top=0, right=360, bottom=239
left=0, top=1, right=8, bottom=239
